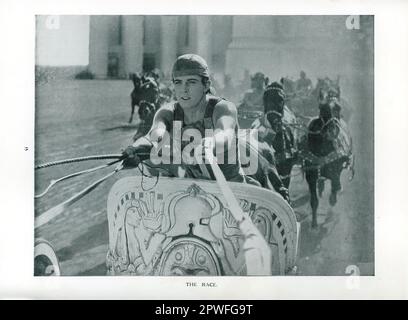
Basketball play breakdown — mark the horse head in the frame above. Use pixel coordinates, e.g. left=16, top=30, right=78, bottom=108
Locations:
left=318, top=103, right=341, bottom=142
left=265, top=110, right=284, bottom=134
left=332, top=103, right=342, bottom=120
left=138, top=100, right=157, bottom=121
left=140, top=77, right=160, bottom=103
left=263, top=84, right=286, bottom=131
left=264, top=83, right=285, bottom=110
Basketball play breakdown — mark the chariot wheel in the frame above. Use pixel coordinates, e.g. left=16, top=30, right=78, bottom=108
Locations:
left=34, top=238, right=61, bottom=276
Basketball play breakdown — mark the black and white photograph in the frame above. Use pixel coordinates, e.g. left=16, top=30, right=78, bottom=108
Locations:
left=34, top=15, right=373, bottom=277
left=1, top=0, right=408, bottom=300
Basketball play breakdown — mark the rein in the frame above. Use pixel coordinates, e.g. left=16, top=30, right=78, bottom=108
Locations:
left=34, top=151, right=159, bottom=228
left=277, top=150, right=354, bottom=181
left=35, top=152, right=155, bottom=197
left=284, top=117, right=340, bottom=135
left=35, top=153, right=128, bottom=228
left=35, top=164, right=123, bottom=229
left=35, top=160, right=122, bottom=198
left=35, top=154, right=125, bottom=170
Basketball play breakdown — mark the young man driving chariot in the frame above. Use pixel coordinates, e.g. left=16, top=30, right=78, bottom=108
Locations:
left=122, top=54, right=289, bottom=202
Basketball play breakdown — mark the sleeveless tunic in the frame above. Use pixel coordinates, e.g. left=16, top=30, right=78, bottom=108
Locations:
left=169, top=96, right=243, bottom=182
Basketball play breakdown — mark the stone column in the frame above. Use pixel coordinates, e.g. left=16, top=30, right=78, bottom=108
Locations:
left=160, top=16, right=178, bottom=78
left=225, top=16, right=283, bottom=81
left=226, top=16, right=353, bottom=82
left=89, top=16, right=110, bottom=79
left=122, top=15, right=144, bottom=76
left=195, top=16, right=212, bottom=67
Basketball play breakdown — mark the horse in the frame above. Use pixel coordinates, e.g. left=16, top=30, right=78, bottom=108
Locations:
left=130, top=75, right=161, bottom=141
left=129, top=72, right=143, bottom=124
left=132, top=101, right=157, bottom=142
left=299, top=102, right=353, bottom=228
left=251, top=83, right=299, bottom=190
left=318, top=81, right=354, bottom=123
left=263, top=110, right=298, bottom=189
left=129, top=73, right=161, bottom=123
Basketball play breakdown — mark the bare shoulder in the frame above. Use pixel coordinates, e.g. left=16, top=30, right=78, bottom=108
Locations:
left=154, top=103, right=174, bottom=120
left=212, top=98, right=238, bottom=129
left=213, top=99, right=238, bottom=118
left=152, top=103, right=175, bottom=129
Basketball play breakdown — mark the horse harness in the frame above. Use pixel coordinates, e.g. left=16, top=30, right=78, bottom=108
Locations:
left=257, top=110, right=297, bottom=164
left=301, top=116, right=353, bottom=171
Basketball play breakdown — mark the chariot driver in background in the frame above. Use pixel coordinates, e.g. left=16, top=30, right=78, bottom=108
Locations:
left=295, top=70, right=313, bottom=95
left=122, top=54, right=289, bottom=201
left=239, top=72, right=268, bottom=113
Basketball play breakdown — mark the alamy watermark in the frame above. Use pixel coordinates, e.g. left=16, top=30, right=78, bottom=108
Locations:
left=147, top=121, right=259, bottom=175
left=345, top=265, right=361, bottom=290
left=345, top=15, right=360, bottom=30
left=45, top=15, right=60, bottom=30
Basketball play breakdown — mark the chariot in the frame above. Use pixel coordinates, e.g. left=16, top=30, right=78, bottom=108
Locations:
left=34, top=154, right=300, bottom=276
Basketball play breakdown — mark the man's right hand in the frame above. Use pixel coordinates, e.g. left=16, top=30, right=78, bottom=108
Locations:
left=122, top=146, right=141, bottom=167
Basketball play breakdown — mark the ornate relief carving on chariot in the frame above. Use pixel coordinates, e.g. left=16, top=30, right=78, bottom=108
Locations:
left=106, top=176, right=299, bottom=276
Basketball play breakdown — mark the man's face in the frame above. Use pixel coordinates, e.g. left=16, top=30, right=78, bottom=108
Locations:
left=173, top=75, right=208, bottom=109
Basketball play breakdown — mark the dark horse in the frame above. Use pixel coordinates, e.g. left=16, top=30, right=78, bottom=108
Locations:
left=259, top=83, right=298, bottom=189
left=129, top=72, right=142, bottom=124
left=129, top=73, right=160, bottom=124
left=300, top=101, right=353, bottom=228
left=129, top=73, right=161, bottom=141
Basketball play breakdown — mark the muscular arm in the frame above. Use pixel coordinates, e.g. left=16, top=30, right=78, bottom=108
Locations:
left=146, top=106, right=173, bottom=139
left=129, top=106, right=173, bottom=161
left=211, top=100, right=239, bottom=154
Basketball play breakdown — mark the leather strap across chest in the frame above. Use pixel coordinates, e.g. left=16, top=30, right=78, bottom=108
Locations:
left=173, top=96, right=221, bottom=133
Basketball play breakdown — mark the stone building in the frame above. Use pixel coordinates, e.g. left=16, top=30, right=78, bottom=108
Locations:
left=89, top=16, right=232, bottom=79
left=89, top=15, right=371, bottom=83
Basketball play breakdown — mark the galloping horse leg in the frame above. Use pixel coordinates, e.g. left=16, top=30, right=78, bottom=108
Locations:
left=129, top=104, right=135, bottom=124
left=328, top=160, right=343, bottom=206
left=329, top=172, right=342, bottom=206
left=306, top=168, right=319, bottom=228
left=329, top=190, right=337, bottom=206
left=317, top=177, right=325, bottom=197
left=277, top=161, right=293, bottom=189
